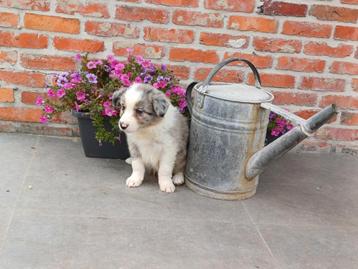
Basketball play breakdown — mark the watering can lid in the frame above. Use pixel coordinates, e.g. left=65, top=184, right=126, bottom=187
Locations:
left=197, top=83, right=274, bottom=104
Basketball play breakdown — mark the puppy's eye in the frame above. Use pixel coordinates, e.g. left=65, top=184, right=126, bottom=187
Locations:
left=121, top=105, right=126, bottom=111
left=136, top=109, right=144, bottom=115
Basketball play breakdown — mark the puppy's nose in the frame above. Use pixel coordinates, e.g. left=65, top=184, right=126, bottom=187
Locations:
left=120, top=122, right=129, bottom=130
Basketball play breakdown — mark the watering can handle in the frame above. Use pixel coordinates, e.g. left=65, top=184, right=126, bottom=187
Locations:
left=202, top=58, right=262, bottom=92
left=186, top=58, right=262, bottom=115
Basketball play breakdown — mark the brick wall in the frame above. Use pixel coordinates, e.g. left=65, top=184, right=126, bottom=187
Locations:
left=0, top=0, right=357, bottom=153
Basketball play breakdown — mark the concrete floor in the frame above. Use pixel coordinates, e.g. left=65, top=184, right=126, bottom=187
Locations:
left=0, top=133, right=357, bottom=269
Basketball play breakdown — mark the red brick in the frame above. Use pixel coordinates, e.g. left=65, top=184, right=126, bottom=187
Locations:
left=0, top=12, right=19, bottom=28
left=330, top=61, right=358, bottom=75
left=0, top=107, right=42, bottom=123
left=277, top=56, right=325, bottom=73
left=253, top=37, right=301, bottom=53
left=228, top=16, right=277, bottom=33
left=320, top=95, right=358, bottom=110
left=262, top=1, right=307, bottom=17
left=300, top=77, right=345, bottom=92
left=145, top=0, right=198, bottom=7
left=85, top=21, right=139, bottom=38
left=247, top=73, right=295, bottom=88
left=21, top=91, right=44, bottom=105
left=0, top=70, right=45, bottom=87
left=295, top=109, right=320, bottom=120
left=334, top=26, right=358, bottom=41
left=341, top=0, right=358, bottom=3
left=295, top=109, right=337, bottom=123
left=24, top=13, right=80, bottom=34
left=113, top=43, right=164, bottom=59
left=0, top=88, right=14, bottom=102
left=20, top=54, right=76, bottom=71
left=167, top=65, right=190, bottom=80
left=194, top=68, right=244, bottom=83
left=224, top=52, right=273, bottom=69
left=0, top=0, right=50, bottom=11
left=0, top=51, right=17, bottom=65
left=353, top=78, right=358, bottom=92
left=115, top=5, right=168, bottom=24
left=317, top=127, right=358, bottom=141
left=282, top=21, right=332, bottom=38
left=341, top=112, right=358, bottom=126
left=172, top=10, right=223, bottom=28
left=144, top=27, right=194, bottom=44
left=170, top=48, right=219, bottom=64
left=303, top=42, right=353, bottom=58
left=200, top=33, right=249, bottom=49
left=205, top=0, right=255, bottom=12
left=0, top=31, right=48, bottom=49
left=309, top=5, right=358, bottom=23
left=272, top=91, right=317, bottom=106
left=54, top=37, right=104, bottom=52
left=56, top=0, right=109, bottom=18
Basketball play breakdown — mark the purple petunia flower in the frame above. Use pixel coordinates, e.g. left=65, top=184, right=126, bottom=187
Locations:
left=70, top=72, right=81, bottom=84
left=86, top=73, right=98, bottom=84
left=161, top=64, right=167, bottom=71
left=63, top=82, right=74, bottom=90
left=76, top=91, right=86, bottom=102
left=143, top=75, right=152, bottom=84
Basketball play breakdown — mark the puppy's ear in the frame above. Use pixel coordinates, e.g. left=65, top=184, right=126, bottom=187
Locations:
left=112, top=87, right=126, bottom=108
left=152, top=93, right=169, bottom=117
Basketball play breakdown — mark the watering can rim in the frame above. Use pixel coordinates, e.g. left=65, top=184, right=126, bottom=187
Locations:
left=193, top=81, right=274, bottom=104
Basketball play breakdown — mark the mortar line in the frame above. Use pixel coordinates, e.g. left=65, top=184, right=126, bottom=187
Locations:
left=242, top=201, right=282, bottom=269
left=0, top=135, right=39, bottom=253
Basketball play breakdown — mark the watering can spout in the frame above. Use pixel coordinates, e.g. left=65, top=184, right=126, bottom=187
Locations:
left=245, top=104, right=337, bottom=180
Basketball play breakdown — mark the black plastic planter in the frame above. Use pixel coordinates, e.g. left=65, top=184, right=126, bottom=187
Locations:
left=72, top=111, right=130, bottom=159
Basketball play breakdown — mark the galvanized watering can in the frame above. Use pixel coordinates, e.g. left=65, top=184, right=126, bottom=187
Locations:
left=185, top=58, right=336, bottom=200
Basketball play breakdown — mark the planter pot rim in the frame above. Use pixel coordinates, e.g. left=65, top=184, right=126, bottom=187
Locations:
left=72, top=110, right=91, bottom=119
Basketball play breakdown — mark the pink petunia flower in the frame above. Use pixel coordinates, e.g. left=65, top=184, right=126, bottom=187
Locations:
left=134, top=76, right=142, bottom=83
left=35, top=96, right=44, bottom=106
left=75, top=102, right=81, bottom=112
left=47, top=88, right=56, bottom=98
left=153, top=81, right=167, bottom=89
left=74, top=54, right=81, bottom=62
left=120, top=74, right=131, bottom=86
left=104, top=107, right=117, bottom=117
left=40, top=115, right=48, bottom=124
left=44, top=105, right=54, bottom=114
left=87, top=61, right=97, bottom=69
left=63, top=82, right=74, bottom=90
left=76, top=91, right=86, bottom=102
left=56, top=88, right=66, bottom=98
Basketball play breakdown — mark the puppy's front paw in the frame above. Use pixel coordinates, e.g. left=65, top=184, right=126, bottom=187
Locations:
left=159, top=179, right=175, bottom=193
left=126, top=175, right=143, bottom=188
left=172, top=173, right=184, bottom=185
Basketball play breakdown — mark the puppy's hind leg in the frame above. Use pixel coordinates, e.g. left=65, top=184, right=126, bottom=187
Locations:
left=158, top=152, right=176, bottom=193
left=126, top=158, right=145, bottom=188
left=172, top=172, right=184, bottom=185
